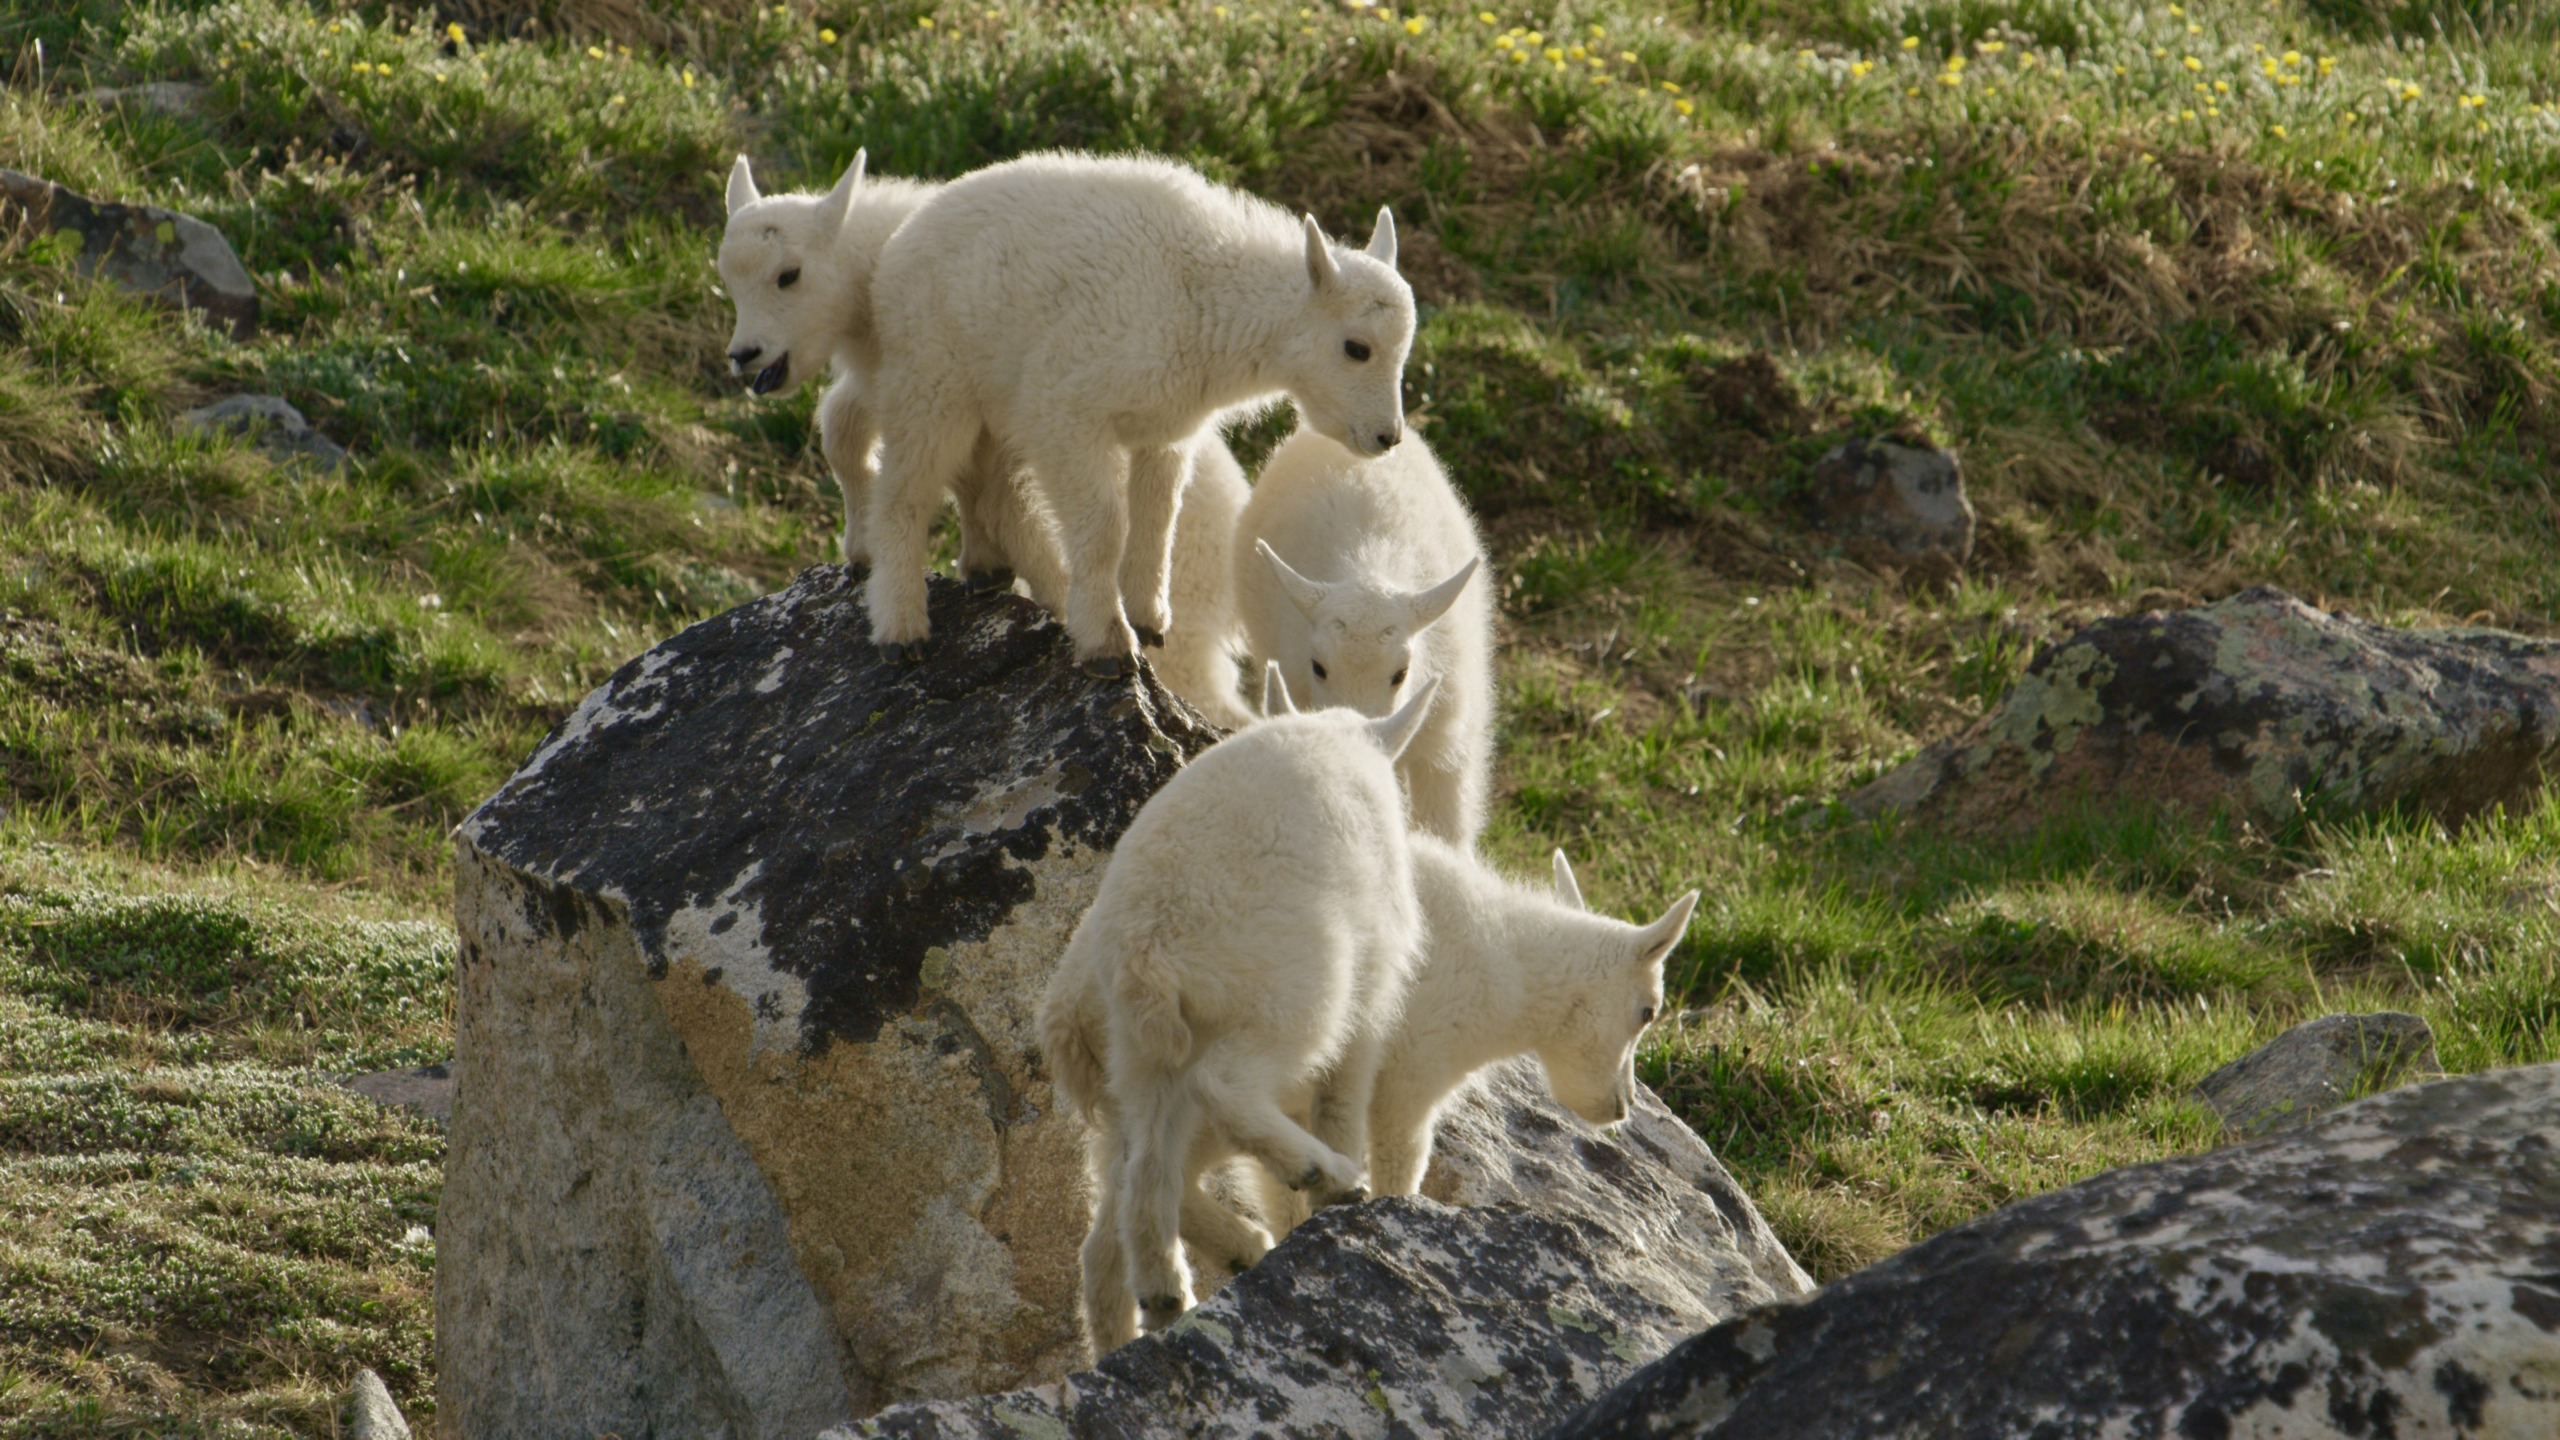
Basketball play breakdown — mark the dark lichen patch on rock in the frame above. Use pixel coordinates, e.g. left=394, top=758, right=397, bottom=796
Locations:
left=1545, top=1063, right=2560, bottom=1440
left=463, top=567, right=1214, bottom=1051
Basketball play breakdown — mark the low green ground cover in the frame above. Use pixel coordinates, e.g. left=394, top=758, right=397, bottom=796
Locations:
left=3, top=0, right=2557, bottom=1432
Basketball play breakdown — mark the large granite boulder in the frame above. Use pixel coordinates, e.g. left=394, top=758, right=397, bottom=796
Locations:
left=442, top=566, right=1808, bottom=1439
left=1848, top=587, right=2560, bottom=833
left=1547, top=1062, right=2560, bottom=1440
left=0, top=169, right=258, bottom=337
left=841, top=1063, right=1811, bottom=1439
left=443, top=568, right=1218, bottom=1436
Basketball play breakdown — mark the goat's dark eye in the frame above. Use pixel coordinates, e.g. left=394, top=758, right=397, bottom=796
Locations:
left=1391, top=667, right=1407, bottom=686
left=1343, top=339, right=1371, bottom=362
left=1639, top=1005, right=1658, bottom=1025
left=777, top=267, right=801, bottom=289
left=1311, top=660, right=1328, bottom=681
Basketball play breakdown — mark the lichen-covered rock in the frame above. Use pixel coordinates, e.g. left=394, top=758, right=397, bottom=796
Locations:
left=182, top=394, right=348, bottom=471
left=1546, top=1062, right=2560, bottom=1440
left=1847, top=587, right=2560, bottom=833
left=0, top=169, right=257, bottom=337
left=440, top=567, right=1218, bottom=1436
left=840, top=1063, right=1811, bottom=1440
left=1805, top=434, right=1973, bottom=567
left=2196, top=1011, right=2441, bottom=1137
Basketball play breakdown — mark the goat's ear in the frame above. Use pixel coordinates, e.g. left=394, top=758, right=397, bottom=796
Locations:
left=1261, top=660, right=1297, bottom=717
left=1551, top=849, right=1586, bottom=910
left=1303, top=214, right=1340, bottom=292
left=821, top=147, right=867, bottom=231
left=1365, top=206, right=1398, bottom=268
left=1634, top=890, right=1701, bottom=966
left=726, top=154, right=762, bottom=217
left=1367, top=675, right=1439, bottom=761
left=1404, top=556, right=1479, bottom=634
left=1256, top=539, right=1327, bottom=618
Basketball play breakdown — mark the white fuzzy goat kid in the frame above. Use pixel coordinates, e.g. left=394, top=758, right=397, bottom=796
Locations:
left=1036, top=678, right=1440, bottom=1348
left=1238, top=428, right=1495, bottom=846
left=1258, top=671, right=1700, bottom=1203
left=861, top=152, right=1417, bottom=675
left=718, top=154, right=1253, bottom=725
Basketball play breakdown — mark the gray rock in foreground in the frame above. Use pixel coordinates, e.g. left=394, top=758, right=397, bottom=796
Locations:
left=79, top=81, right=210, bottom=117
left=0, top=168, right=257, bottom=337
left=182, top=394, right=348, bottom=471
left=1545, top=1062, right=2560, bottom=1440
left=344, top=1368, right=412, bottom=1440
left=2196, top=1011, right=2441, bottom=1136
left=1847, top=586, right=2560, bottom=833
left=841, top=1062, right=1811, bottom=1440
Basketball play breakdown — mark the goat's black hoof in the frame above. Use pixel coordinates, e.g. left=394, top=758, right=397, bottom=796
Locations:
left=964, top=567, right=1014, bottom=595
left=1080, top=653, right=1132, bottom=681
left=1132, top=624, right=1166, bottom=649
left=1319, top=1184, right=1370, bottom=1209
left=1138, top=1294, right=1186, bottom=1321
left=879, top=639, right=929, bottom=664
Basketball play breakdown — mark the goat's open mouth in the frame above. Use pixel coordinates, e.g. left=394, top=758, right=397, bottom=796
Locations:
left=748, top=356, right=790, bottom=395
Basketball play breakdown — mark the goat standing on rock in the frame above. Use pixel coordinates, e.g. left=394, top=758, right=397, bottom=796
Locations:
left=861, top=152, right=1416, bottom=675
left=1037, top=678, right=1441, bottom=1349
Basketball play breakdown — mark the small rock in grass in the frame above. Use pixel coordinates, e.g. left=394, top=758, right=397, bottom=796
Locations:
left=78, top=82, right=210, bottom=117
left=342, top=1062, right=453, bottom=1123
left=181, top=395, right=349, bottom=472
left=345, top=1368, right=411, bottom=1440
left=2194, top=1011, right=2440, bottom=1136
left=1845, top=587, right=2560, bottom=833
left=1805, top=434, right=1974, bottom=566
left=0, top=168, right=258, bottom=337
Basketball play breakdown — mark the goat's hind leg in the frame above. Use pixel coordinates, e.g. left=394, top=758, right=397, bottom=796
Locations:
left=1079, top=1122, right=1141, bottom=1356
left=1117, top=1075, right=1205, bottom=1331
left=1193, top=1054, right=1362, bottom=1197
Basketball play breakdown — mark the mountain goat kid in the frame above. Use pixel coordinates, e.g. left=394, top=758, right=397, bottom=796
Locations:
left=863, top=152, right=1416, bottom=676
left=719, top=154, right=1252, bottom=726
left=1239, top=428, right=1495, bottom=846
left=1259, top=678, right=1701, bottom=1209
left=1037, top=678, right=1439, bottom=1349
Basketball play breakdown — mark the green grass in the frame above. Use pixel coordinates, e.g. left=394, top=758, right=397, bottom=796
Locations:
left=4, top=0, right=2559, bottom=1431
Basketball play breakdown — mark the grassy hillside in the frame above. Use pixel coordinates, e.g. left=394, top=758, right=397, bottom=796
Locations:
left=4, top=0, right=2558, bottom=1432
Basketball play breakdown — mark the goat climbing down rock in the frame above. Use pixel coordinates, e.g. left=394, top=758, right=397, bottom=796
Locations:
left=861, top=152, right=1416, bottom=675
left=1238, top=427, right=1496, bottom=846
left=1036, top=679, right=1440, bottom=1352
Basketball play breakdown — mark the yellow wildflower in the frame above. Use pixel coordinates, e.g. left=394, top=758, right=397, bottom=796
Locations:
left=1977, top=39, right=2004, bottom=53
left=350, top=60, right=369, bottom=73
left=587, top=44, right=606, bottom=58
left=1404, top=15, right=1426, bottom=32
left=2272, top=124, right=2286, bottom=137
left=820, top=26, right=837, bottom=41
left=1478, top=11, right=1497, bottom=23
left=2316, top=56, right=2335, bottom=74
left=918, top=15, right=934, bottom=27
left=1899, top=36, right=1917, bottom=50
left=445, top=21, right=466, bottom=42
left=1544, top=46, right=1562, bottom=61
left=1589, top=23, right=1604, bottom=36
left=682, top=67, right=696, bottom=88
left=1660, top=79, right=1680, bottom=92
left=1495, top=34, right=1513, bottom=48
left=1569, top=43, right=1586, bottom=58
left=2186, top=22, right=2201, bottom=33
left=2281, top=50, right=2301, bottom=66
left=1940, top=71, right=1960, bottom=85
left=2182, top=55, right=2201, bottom=71
left=1619, top=51, right=1637, bottom=64
left=2213, top=79, right=2228, bottom=92
left=1509, top=48, right=1526, bottom=62
left=1945, top=54, right=1965, bottom=70
left=2181, top=107, right=2195, bottom=119
left=1674, top=97, right=1693, bottom=114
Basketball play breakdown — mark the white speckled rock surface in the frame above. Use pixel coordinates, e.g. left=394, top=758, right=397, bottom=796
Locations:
left=836, top=1062, right=1812, bottom=1440
left=1548, top=1062, right=2560, bottom=1440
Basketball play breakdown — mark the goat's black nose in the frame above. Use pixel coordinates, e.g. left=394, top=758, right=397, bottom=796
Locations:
left=1375, top=429, right=1400, bottom=450
left=728, top=345, right=763, bottom=369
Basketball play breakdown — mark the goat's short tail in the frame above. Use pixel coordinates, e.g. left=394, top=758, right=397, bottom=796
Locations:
left=1036, top=985, right=1109, bottom=1118
left=1112, top=944, right=1193, bottom=1071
